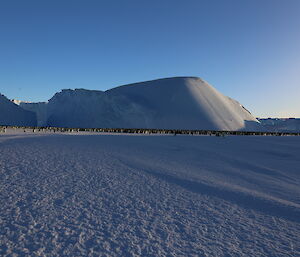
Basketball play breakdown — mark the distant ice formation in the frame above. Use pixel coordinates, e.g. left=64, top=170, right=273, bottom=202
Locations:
left=0, top=94, right=36, bottom=126
left=1, top=77, right=261, bottom=130
left=46, top=77, right=260, bottom=130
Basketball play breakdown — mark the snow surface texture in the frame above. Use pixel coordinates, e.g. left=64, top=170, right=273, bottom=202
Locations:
left=0, top=130, right=299, bottom=256
left=0, top=94, right=36, bottom=126
left=46, top=77, right=260, bottom=130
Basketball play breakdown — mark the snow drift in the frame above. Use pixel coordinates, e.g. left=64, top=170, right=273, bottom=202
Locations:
left=0, top=94, right=37, bottom=126
left=47, top=77, right=260, bottom=130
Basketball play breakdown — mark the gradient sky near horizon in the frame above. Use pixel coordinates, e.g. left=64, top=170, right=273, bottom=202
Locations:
left=0, top=0, right=299, bottom=117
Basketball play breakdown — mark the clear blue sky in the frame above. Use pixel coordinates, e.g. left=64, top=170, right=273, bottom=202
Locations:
left=0, top=0, right=299, bottom=117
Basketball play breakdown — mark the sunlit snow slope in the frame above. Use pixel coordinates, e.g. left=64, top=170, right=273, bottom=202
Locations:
left=0, top=132, right=299, bottom=256
left=47, top=77, right=260, bottom=130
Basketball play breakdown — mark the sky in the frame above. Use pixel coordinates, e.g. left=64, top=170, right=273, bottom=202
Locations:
left=0, top=0, right=299, bottom=117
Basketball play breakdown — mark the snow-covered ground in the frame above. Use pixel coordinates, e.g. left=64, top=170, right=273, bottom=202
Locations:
left=0, top=130, right=299, bottom=256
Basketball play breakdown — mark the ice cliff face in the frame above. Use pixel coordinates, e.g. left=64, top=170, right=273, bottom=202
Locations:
left=46, top=77, right=260, bottom=130
left=46, top=88, right=148, bottom=128
left=19, top=102, right=48, bottom=127
left=259, top=118, right=300, bottom=133
left=0, top=94, right=37, bottom=126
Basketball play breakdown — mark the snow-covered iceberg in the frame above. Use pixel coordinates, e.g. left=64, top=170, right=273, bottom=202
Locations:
left=46, top=77, right=260, bottom=130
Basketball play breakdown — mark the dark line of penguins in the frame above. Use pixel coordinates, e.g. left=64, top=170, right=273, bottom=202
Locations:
left=0, top=125, right=299, bottom=137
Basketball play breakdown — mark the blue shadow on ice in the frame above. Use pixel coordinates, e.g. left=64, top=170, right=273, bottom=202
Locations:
left=141, top=168, right=300, bottom=223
